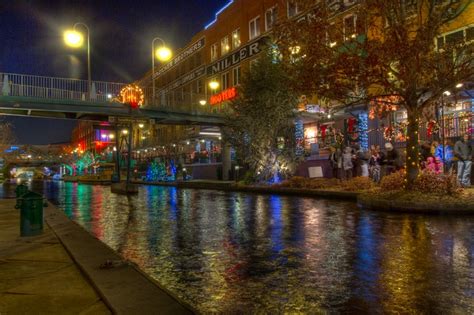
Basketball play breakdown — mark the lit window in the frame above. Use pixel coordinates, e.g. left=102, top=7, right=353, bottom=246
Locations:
left=221, top=36, right=230, bottom=55
left=249, top=16, right=261, bottom=40
left=344, top=15, right=357, bottom=40
left=287, top=1, right=300, bottom=18
left=222, top=72, right=230, bottom=89
left=232, top=29, right=241, bottom=49
left=211, top=43, right=218, bottom=61
left=265, top=6, right=278, bottom=31
left=233, top=66, right=241, bottom=85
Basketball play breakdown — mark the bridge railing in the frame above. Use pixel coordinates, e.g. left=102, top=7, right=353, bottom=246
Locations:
left=0, top=73, right=230, bottom=116
left=1, top=72, right=127, bottom=103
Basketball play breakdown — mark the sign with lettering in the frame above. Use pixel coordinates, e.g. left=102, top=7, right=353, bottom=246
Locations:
left=153, top=37, right=206, bottom=78
left=165, top=66, right=206, bottom=91
left=210, top=87, right=237, bottom=105
left=207, top=37, right=268, bottom=76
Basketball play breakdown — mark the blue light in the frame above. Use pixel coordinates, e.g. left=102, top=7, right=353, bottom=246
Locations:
left=204, top=0, right=234, bottom=29
left=358, top=112, right=369, bottom=151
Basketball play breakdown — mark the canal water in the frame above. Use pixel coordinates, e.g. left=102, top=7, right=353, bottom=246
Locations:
left=2, top=181, right=474, bottom=313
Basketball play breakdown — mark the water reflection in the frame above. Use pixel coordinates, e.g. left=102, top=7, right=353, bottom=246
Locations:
left=2, top=181, right=474, bottom=313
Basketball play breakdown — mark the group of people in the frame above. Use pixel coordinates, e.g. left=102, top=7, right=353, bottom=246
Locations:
left=420, top=134, right=472, bottom=187
left=329, top=134, right=472, bottom=187
left=329, top=142, right=402, bottom=183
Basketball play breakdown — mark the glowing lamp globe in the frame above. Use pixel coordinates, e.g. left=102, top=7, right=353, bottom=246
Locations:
left=155, top=46, right=172, bottom=62
left=64, top=30, right=84, bottom=48
left=209, top=80, right=220, bottom=90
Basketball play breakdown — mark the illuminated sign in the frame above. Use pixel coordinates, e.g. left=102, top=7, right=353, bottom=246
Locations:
left=210, top=87, right=237, bottom=105
left=207, top=37, right=268, bottom=75
left=154, top=37, right=206, bottom=78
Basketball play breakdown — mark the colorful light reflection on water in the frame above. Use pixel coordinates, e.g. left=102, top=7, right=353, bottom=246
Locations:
left=2, top=181, right=474, bottom=313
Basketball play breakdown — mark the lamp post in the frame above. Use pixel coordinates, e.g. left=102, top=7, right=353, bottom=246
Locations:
left=151, top=37, right=172, bottom=103
left=64, top=23, right=91, bottom=93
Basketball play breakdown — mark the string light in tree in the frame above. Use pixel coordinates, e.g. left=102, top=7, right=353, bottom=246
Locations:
left=119, top=84, right=144, bottom=108
left=369, top=95, right=402, bottom=120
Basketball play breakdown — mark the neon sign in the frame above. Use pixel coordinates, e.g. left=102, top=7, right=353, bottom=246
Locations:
left=210, top=87, right=237, bottom=105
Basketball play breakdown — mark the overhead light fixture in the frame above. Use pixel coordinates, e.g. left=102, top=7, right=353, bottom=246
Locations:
left=199, top=132, right=222, bottom=136
left=456, top=83, right=463, bottom=88
left=443, top=91, right=451, bottom=96
left=199, top=100, right=207, bottom=106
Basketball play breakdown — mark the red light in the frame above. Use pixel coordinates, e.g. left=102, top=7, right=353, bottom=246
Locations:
left=210, top=87, right=237, bottom=105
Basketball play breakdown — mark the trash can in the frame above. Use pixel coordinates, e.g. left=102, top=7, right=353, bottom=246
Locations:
left=15, top=191, right=47, bottom=237
left=15, top=184, right=29, bottom=208
left=15, top=184, right=29, bottom=198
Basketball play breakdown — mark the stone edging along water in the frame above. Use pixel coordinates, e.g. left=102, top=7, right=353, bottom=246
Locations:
left=133, top=180, right=474, bottom=214
left=43, top=203, right=195, bottom=315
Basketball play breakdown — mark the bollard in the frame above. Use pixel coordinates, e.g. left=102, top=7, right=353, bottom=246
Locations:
left=15, top=191, right=48, bottom=237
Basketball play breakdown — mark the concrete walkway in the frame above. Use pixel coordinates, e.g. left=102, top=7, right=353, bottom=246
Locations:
left=0, top=199, right=110, bottom=314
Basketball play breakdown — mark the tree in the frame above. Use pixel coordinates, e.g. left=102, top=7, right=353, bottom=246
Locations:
left=223, top=52, right=300, bottom=183
left=276, top=0, right=473, bottom=188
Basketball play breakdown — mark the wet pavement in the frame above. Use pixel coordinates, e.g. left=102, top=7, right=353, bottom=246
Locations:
left=2, top=180, right=474, bottom=313
left=0, top=198, right=110, bottom=315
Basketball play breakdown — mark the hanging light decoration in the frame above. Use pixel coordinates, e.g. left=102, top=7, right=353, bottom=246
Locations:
left=119, top=84, right=145, bottom=108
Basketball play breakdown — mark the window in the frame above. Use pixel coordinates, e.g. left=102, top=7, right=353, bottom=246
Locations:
left=232, top=29, right=241, bottom=49
left=265, top=6, right=278, bottom=31
left=222, top=72, right=230, bottom=89
left=287, top=1, right=300, bottom=18
left=221, top=36, right=230, bottom=55
left=211, top=43, right=218, bottom=61
left=249, top=16, right=261, bottom=40
left=233, top=67, right=241, bottom=85
left=343, top=15, right=357, bottom=40
left=197, top=80, right=204, bottom=94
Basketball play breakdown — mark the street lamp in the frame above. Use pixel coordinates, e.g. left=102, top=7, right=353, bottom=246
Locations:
left=64, top=23, right=91, bottom=93
left=152, top=37, right=172, bottom=103
left=209, top=80, right=220, bottom=91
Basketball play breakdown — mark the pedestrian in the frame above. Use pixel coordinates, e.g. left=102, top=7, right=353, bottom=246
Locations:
left=435, top=140, right=454, bottom=173
left=454, top=134, right=473, bottom=187
left=342, top=146, right=354, bottom=180
left=369, top=146, right=382, bottom=183
left=383, top=142, right=401, bottom=175
left=426, top=157, right=443, bottom=175
left=329, top=146, right=342, bottom=180
left=355, top=144, right=369, bottom=177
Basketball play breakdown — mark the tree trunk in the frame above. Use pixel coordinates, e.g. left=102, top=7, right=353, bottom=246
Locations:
left=406, top=108, right=420, bottom=189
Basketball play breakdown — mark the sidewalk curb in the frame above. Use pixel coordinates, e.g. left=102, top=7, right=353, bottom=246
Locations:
left=44, top=203, right=196, bottom=315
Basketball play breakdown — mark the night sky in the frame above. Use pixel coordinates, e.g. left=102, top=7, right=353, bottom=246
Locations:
left=1, top=0, right=228, bottom=144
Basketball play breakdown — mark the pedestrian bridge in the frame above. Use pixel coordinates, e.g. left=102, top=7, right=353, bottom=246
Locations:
left=0, top=73, right=226, bottom=125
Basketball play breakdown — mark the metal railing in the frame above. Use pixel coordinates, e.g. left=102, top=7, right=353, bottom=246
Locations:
left=0, top=72, right=229, bottom=116
left=0, top=72, right=126, bottom=103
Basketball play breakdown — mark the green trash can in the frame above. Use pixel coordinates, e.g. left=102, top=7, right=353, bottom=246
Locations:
left=15, top=184, right=29, bottom=198
left=15, top=191, right=47, bottom=237
left=15, top=184, right=29, bottom=208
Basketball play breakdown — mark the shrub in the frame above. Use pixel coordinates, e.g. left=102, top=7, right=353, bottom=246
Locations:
left=414, top=169, right=461, bottom=195
left=277, top=176, right=340, bottom=190
left=380, top=170, right=406, bottom=192
left=340, top=177, right=375, bottom=191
